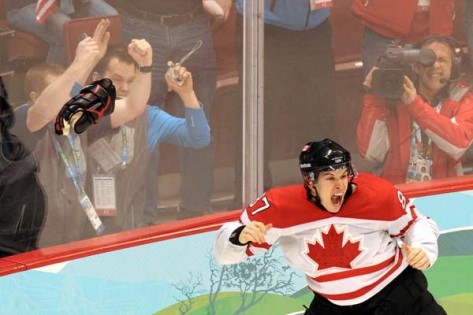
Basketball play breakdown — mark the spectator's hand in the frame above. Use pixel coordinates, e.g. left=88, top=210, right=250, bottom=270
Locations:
left=362, top=66, right=378, bottom=90
left=215, top=0, right=232, bottom=21
left=204, top=0, right=232, bottom=21
left=92, top=18, right=111, bottom=61
left=401, top=242, right=430, bottom=270
left=74, top=36, right=102, bottom=66
left=72, top=19, right=109, bottom=66
left=128, top=39, right=153, bottom=69
left=165, top=62, right=194, bottom=95
left=239, top=221, right=273, bottom=244
left=401, top=75, right=417, bottom=105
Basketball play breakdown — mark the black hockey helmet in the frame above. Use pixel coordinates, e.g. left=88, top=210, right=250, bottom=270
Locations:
left=299, top=139, right=356, bottom=183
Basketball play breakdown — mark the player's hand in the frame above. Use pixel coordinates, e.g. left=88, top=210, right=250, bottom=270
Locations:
left=401, top=242, right=430, bottom=270
left=239, top=222, right=273, bottom=244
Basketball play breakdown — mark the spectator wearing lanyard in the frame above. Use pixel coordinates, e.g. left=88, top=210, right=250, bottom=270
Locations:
left=10, top=20, right=153, bottom=247
left=357, top=35, right=473, bottom=184
left=120, top=0, right=226, bottom=220
left=82, top=44, right=210, bottom=235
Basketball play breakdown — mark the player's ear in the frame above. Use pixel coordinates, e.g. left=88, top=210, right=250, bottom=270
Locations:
left=308, top=182, right=317, bottom=196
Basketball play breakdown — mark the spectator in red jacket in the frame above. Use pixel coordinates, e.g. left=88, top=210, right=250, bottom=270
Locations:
left=357, top=35, right=473, bottom=184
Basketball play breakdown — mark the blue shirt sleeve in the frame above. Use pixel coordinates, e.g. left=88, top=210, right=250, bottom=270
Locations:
left=146, top=105, right=210, bottom=151
left=236, top=0, right=329, bottom=30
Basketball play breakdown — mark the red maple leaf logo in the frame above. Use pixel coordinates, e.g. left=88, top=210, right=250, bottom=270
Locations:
left=306, top=225, right=362, bottom=270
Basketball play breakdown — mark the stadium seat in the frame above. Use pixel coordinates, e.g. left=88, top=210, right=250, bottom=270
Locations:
left=0, top=0, right=48, bottom=75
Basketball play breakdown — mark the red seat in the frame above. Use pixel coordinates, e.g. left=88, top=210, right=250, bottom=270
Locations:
left=0, top=0, right=48, bottom=68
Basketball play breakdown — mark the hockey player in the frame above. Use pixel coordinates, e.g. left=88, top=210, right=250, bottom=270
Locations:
left=214, top=138, right=446, bottom=314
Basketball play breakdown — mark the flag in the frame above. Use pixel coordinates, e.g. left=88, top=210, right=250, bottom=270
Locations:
left=35, top=0, right=57, bottom=24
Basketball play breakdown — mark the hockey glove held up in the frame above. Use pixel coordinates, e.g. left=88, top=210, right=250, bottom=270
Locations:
left=55, top=78, right=116, bottom=135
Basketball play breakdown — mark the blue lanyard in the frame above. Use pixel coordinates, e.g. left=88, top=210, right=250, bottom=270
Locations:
left=54, top=133, right=83, bottom=192
left=51, top=128, right=105, bottom=235
left=67, top=134, right=83, bottom=181
left=120, top=125, right=127, bottom=169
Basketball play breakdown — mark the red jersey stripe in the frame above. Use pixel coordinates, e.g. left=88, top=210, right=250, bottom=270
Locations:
left=314, top=253, right=397, bottom=282
left=313, top=250, right=404, bottom=301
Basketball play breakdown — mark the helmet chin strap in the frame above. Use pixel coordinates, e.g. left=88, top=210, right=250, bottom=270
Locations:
left=304, top=181, right=326, bottom=210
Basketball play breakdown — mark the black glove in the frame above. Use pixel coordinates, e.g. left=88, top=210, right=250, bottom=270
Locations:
left=55, top=78, right=116, bottom=135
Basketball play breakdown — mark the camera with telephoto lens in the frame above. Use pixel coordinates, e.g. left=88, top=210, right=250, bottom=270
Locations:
left=371, top=43, right=436, bottom=100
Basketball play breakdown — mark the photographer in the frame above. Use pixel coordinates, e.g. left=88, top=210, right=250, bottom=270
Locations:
left=357, top=35, right=473, bottom=184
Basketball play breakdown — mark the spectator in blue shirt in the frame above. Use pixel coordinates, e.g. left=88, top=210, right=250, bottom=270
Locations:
left=83, top=44, right=211, bottom=235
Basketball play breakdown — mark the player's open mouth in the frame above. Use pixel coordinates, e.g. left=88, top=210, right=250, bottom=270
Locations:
left=331, top=193, right=344, bottom=206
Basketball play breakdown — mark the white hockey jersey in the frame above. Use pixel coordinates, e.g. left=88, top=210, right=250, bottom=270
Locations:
left=214, top=173, right=440, bottom=306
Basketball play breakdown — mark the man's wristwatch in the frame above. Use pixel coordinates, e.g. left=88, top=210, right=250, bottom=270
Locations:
left=139, top=65, right=153, bottom=73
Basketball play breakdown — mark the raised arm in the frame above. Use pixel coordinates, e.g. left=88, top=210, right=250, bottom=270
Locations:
left=110, top=39, right=152, bottom=128
left=165, top=62, right=200, bottom=109
left=147, top=66, right=210, bottom=150
left=26, top=19, right=110, bottom=132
